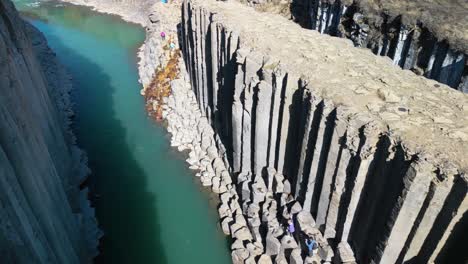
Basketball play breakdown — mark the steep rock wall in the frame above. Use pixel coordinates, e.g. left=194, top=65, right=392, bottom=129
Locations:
left=0, top=0, right=100, bottom=262
left=181, top=0, right=468, bottom=263
left=251, top=0, right=468, bottom=92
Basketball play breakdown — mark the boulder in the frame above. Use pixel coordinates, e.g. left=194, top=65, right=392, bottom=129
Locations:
left=232, top=248, right=249, bottom=264
left=274, top=173, right=285, bottom=193
left=235, top=212, right=248, bottom=226
left=218, top=203, right=231, bottom=219
left=246, top=241, right=263, bottom=256
left=252, top=177, right=268, bottom=203
left=318, top=245, right=334, bottom=262
left=221, top=216, right=233, bottom=235
left=258, top=254, right=273, bottom=264
left=212, top=176, right=221, bottom=193
left=264, top=167, right=276, bottom=190
left=290, top=201, right=302, bottom=215
left=233, top=226, right=253, bottom=241
left=275, top=253, right=288, bottom=264
left=241, top=181, right=251, bottom=202
left=206, top=145, right=218, bottom=159
left=244, top=256, right=256, bottom=264
left=297, top=211, right=316, bottom=235
left=290, top=248, right=303, bottom=264
left=281, top=234, right=298, bottom=249
left=265, top=233, right=281, bottom=256
left=231, top=239, right=245, bottom=250
left=283, top=179, right=291, bottom=194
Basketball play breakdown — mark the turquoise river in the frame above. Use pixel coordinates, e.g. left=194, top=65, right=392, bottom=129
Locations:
left=13, top=1, right=232, bottom=263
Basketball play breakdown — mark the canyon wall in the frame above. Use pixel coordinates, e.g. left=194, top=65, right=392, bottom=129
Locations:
left=0, top=0, right=100, bottom=262
left=180, top=0, right=468, bottom=263
left=249, top=0, right=468, bottom=92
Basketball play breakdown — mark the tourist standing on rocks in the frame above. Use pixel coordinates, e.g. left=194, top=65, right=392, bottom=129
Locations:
left=287, top=219, right=295, bottom=235
left=161, top=31, right=166, bottom=40
left=305, top=238, right=317, bottom=256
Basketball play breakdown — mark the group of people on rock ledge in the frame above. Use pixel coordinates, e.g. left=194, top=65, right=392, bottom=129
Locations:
left=287, top=218, right=319, bottom=257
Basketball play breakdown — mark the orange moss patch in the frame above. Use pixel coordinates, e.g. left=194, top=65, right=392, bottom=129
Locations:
left=144, top=46, right=181, bottom=121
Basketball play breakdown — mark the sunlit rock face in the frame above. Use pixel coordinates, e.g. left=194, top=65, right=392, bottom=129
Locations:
left=179, top=0, right=468, bottom=263
left=0, top=0, right=100, bottom=263
left=249, top=0, right=468, bottom=92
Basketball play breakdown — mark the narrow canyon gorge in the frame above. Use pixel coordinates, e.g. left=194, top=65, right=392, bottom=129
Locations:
left=1, top=0, right=467, bottom=263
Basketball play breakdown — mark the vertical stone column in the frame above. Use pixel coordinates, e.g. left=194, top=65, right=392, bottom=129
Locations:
left=316, top=109, right=347, bottom=228
left=210, top=21, right=220, bottom=118
left=232, top=49, right=248, bottom=174
left=201, top=8, right=210, bottom=117
left=378, top=161, right=433, bottom=264
left=392, top=26, right=409, bottom=66
left=427, top=176, right=468, bottom=263
left=295, top=89, right=314, bottom=199
left=303, top=100, right=333, bottom=213
left=403, top=176, right=455, bottom=261
left=240, top=55, right=262, bottom=174
left=254, top=80, right=272, bottom=176
left=277, top=76, right=299, bottom=178
left=323, top=148, right=352, bottom=239
left=267, top=66, right=287, bottom=169
left=339, top=119, right=379, bottom=242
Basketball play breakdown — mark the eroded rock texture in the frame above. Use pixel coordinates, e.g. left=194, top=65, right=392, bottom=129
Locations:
left=0, top=0, right=100, bottom=262
left=253, top=0, right=468, bottom=92
left=181, top=0, right=468, bottom=263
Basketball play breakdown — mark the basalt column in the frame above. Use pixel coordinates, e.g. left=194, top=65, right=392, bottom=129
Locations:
left=181, top=0, right=468, bottom=263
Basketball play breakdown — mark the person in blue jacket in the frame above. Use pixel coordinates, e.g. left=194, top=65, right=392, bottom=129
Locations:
left=305, top=238, right=317, bottom=256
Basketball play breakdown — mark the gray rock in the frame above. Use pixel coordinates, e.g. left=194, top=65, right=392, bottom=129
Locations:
left=290, top=248, right=303, bottom=264
left=290, top=201, right=302, bottom=215
left=281, top=235, right=298, bottom=249
left=244, top=256, right=256, bottom=264
left=337, top=242, right=357, bottom=263
left=233, top=226, right=253, bottom=241
left=221, top=216, right=233, bottom=235
left=231, top=239, right=245, bottom=250
left=232, top=248, right=250, bottom=264
left=275, top=253, right=288, bottom=264
left=246, top=241, right=263, bottom=256
left=258, top=254, right=273, bottom=264
left=318, top=245, right=334, bottom=262
left=265, top=233, right=281, bottom=256
left=241, top=181, right=251, bottom=202
left=297, top=211, right=316, bottom=235
left=218, top=203, right=231, bottom=219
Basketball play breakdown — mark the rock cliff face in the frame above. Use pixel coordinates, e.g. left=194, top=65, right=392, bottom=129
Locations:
left=180, top=0, right=468, bottom=263
left=250, top=0, right=468, bottom=92
left=0, top=0, right=100, bottom=262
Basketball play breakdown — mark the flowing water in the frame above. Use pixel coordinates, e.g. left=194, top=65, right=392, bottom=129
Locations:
left=13, top=1, right=232, bottom=263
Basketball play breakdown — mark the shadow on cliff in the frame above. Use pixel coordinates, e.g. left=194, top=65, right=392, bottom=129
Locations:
left=41, top=34, right=168, bottom=264
left=290, top=0, right=311, bottom=29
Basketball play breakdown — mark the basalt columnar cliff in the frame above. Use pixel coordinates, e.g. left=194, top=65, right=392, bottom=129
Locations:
left=246, top=0, right=468, bottom=93
left=0, top=0, right=100, bottom=262
left=177, top=0, right=467, bottom=263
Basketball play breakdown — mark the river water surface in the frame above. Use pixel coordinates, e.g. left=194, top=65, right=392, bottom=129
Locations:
left=13, top=1, right=232, bottom=263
